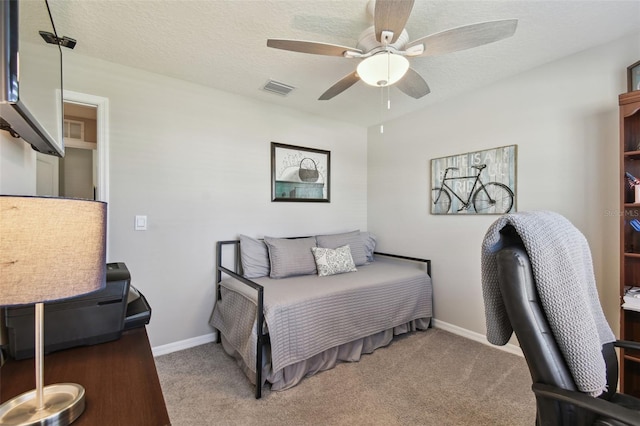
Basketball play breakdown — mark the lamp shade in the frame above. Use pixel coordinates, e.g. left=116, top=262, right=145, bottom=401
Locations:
left=357, top=52, right=410, bottom=87
left=0, top=196, right=107, bottom=306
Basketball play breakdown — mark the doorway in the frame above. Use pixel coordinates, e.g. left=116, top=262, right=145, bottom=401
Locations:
left=35, top=91, right=109, bottom=203
left=36, top=102, right=96, bottom=199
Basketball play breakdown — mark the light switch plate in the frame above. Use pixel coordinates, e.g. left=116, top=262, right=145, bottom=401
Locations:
left=135, top=215, right=147, bottom=231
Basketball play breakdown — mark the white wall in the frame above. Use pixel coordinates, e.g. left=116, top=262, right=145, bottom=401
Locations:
left=368, top=31, right=640, bottom=342
left=2, top=31, right=637, bottom=350
left=0, top=134, right=36, bottom=194
left=1, top=53, right=368, bottom=348
left=60, top=147, right=94, bottom=199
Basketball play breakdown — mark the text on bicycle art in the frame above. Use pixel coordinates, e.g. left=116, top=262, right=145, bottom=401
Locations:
left=430, top=145, right=517, bottom=215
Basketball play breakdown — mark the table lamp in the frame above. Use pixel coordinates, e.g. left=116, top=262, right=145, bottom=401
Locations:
left=0, top=196, right=106, bottom=425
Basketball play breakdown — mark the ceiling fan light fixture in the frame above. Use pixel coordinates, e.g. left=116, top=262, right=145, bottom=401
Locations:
left=357, top=52, right=409, bottom=87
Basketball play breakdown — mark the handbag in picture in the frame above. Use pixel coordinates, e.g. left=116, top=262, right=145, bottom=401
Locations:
left=298, top=158, right=319, bottom=182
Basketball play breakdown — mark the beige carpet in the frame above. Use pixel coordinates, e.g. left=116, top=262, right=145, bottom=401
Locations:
left=154, top=328, right=536, bottom=425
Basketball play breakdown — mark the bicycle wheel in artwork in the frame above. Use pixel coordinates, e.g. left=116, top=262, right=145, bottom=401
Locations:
left=430, top=145, right=517, bottom=215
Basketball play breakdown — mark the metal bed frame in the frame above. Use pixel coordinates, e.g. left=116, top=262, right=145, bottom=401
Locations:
left=214, top=239, right=432, bottom=399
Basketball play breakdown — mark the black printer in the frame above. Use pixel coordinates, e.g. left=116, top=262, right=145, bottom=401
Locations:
left=5, top=262, right=137, bottom=360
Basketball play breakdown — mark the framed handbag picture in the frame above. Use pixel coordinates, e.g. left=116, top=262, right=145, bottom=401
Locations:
left=271, top=142, right=330, bottom=202
left=628, top=60, right=640, bottom=92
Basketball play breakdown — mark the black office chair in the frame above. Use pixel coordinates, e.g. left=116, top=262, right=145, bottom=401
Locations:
left=489, top=224, right=640, bottom=426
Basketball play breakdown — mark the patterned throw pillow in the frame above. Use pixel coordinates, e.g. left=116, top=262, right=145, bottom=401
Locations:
left=311, top=245, right=357, bottom=277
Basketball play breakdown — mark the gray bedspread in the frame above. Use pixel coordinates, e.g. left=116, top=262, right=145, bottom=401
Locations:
left=210, top=255, right=432, bottom=377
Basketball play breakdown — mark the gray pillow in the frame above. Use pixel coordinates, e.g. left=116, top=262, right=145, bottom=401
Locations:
left=239, top=235, right=270, bottom=278
left=263, top=236, right=317, bottom=279
left=361, top=231, right=377, bottom=263
left=316, top=230, right=368, bottom=266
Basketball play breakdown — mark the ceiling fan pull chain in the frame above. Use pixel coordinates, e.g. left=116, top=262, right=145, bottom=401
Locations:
left=380, top=87, right=384, bottom=134
left=387, top=85, right=391, bottom=110
left=386, top=54, right=393, bottom=111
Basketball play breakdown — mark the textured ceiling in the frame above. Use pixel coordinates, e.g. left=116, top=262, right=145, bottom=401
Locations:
left=38, top=0, right=640, bottom=127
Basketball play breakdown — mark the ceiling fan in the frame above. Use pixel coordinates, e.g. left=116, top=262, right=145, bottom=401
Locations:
left=267, top=0, right=517, bottom=100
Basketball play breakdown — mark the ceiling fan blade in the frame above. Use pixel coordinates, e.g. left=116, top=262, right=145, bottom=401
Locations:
left=267, top=39, right=362, bottom=57
left=407, top=19, right=518, bottom=57
left=374, top=0, right=415, bottom=44
left=318, top=71, right=360, bottom=100
left=395, top=68, right=430, bottom=99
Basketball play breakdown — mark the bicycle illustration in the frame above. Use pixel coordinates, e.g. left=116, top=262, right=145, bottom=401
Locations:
left=432, top=164, right=514, bottom=214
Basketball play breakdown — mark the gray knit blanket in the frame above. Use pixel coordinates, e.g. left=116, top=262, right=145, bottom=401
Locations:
left=481, top=211, right=615, bottom=397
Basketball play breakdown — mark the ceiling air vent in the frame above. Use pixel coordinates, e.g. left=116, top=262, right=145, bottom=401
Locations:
left=262, top=80, right=295, bottom=96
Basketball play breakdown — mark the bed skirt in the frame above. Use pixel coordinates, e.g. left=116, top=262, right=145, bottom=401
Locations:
left=218, top=317, right=431, bottom=392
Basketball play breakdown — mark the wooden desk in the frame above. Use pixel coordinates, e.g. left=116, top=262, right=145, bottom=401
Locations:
left=1, top=327, right=170, bottom=426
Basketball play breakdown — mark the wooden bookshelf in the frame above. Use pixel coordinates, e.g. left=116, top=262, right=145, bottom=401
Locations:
left=620, top=90, right=640, bottom=397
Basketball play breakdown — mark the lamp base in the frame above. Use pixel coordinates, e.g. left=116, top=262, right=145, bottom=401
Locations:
left=0, top=383, right=85, bottom=426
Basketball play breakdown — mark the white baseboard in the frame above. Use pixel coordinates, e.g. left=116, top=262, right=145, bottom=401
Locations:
left=152, top=332, right=217, bottom=357
left=432, top=319, right=523, bottom=357
left=151, top=322, right=522, bottom=358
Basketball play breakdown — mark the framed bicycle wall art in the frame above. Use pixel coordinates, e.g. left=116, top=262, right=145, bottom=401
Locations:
left=271, top=142, right=330, bottom=202
left=430, top=145, right=517, bottom=215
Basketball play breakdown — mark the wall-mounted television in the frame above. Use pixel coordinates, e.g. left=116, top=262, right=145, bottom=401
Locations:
left=0, top=0, right=63, bottom=157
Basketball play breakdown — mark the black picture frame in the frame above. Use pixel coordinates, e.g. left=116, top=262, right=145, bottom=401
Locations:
left=628, top=60, right=640, bottom=92
left=271, top=142, right=330, bottom=202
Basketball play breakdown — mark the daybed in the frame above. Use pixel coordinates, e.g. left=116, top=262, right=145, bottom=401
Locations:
left=209, top=231, right=432, bottom=398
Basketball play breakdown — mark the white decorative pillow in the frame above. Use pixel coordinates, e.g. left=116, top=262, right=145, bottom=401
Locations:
left=311, top=245, right=357, bottom=277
